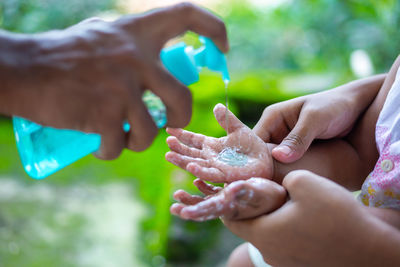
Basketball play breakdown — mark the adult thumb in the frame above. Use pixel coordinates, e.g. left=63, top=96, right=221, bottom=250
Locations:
left=282, top=170, right=351, bottom=202
left=272, top=116, right=317, bottom=163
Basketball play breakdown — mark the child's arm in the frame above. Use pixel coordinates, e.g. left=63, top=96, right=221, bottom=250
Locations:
left=272, top=55, right=400, bottom=189
left=347, top=55, right=400, bottom=184
left=254, top=74, right=386, bottom=164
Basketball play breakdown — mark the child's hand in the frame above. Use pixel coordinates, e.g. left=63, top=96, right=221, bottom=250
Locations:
left=170, top=178, right=287, bottom=221
left=165, top=103, right=274, bottom=183
left=253, top=75, right=386, bottom=164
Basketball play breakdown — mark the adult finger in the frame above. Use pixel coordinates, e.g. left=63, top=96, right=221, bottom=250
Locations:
left=95, top=120, right=126, bottom=160
left=166, top=136, right=203, bottom=158
left=90, top=80, right=128, bottom=159
left=221, top=216, right=260, bottom=243
left=222, top=199, right=296, bottom=246
left=125, top=90, right=159, bottom=151
left=282, top=170, right=347, bottom=201
left=144, top=64, right=193, bottom=128
left=134, top=2, right=229, bottom=52
left=166, top=128, right=207, bottom=149
left=67, top=17, right=104, bottom=30
left=213, top=103, right=245, bottom=133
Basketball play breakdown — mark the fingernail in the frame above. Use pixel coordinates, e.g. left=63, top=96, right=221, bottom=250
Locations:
left=274, top=145, right=292, bottom=156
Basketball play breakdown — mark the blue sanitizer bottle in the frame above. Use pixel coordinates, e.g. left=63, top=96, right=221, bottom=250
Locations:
left=13, top=36, right=230, bottom=179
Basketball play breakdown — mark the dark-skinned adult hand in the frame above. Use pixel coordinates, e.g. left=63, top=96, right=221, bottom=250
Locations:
left=0, top=2, right=228, bottom=159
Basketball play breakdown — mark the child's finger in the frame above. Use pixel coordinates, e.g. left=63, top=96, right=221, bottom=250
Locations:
left=166, top=136, right=203, bottom=158
left=215, top=160, right=271, bottom=181
left=173, top=189, right=204, bottom=205
left=166, top=128, right=206, bottom=149
left=170, top=203, right=185, bottom=216
left=166, top=152, right=211, bottom=170
left=187, top=163, right=226, bottom=182
left=180, top=195, right=226, bottom=221
left=213, top=103, right=245, bottom=134
left=179, top=183, right=254, bottom=221
left=193, top=178, right=222, bottom=196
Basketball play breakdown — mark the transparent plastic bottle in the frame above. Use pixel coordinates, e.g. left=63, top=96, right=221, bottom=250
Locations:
left=13, top=36, right=230, bottom=179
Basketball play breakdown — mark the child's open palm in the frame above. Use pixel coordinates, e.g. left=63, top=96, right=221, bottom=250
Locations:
left=165, top=104, right=274, bottom=183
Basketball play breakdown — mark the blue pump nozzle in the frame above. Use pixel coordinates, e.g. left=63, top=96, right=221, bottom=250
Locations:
left=160, top=36, right=230, bottom=85
left=193, top=36, right=230, bottom=83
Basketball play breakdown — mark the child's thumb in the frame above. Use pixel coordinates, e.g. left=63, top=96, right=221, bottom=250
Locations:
left=213, top=103, right=244, bottom=133
left=272, top=117, right=316, bottom=163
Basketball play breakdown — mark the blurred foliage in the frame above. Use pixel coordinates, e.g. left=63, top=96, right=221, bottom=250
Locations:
left=1, top=0, right=400, bottom=266
left=0, top=0, right=114, bottom=33
left=219, top=0, right=400, bottom=75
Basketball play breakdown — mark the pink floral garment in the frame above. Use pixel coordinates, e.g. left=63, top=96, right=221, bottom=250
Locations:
left=359, top=66, right=400, bottom=209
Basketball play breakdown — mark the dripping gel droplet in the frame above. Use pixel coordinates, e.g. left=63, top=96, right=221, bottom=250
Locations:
left=224, top=79, right=229, bottom=134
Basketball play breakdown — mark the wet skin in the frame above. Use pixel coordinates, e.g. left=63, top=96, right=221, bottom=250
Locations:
left=166, top=104, right=285, bottom=221
left=170, top=178, right=286, bottom=221
left=166, top=104, right=274, bottom=183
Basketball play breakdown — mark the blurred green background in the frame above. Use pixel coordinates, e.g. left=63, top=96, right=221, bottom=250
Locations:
left=0, top=0, right=399, bottom=266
